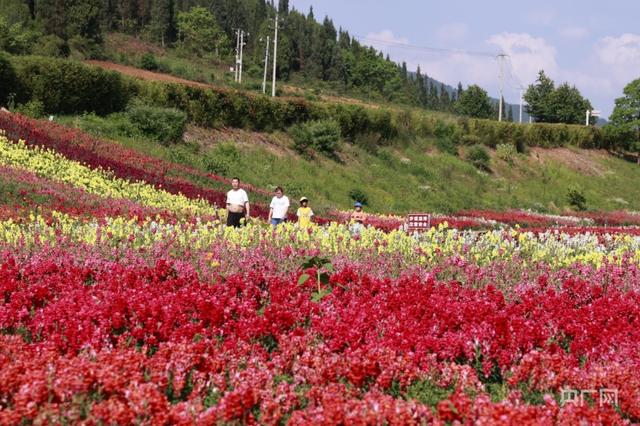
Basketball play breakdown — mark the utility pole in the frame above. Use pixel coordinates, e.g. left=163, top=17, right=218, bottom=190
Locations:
left=519, top=88, right=523, bottom=123
left=239, top=30, right=245, bottom=84
left=271, top=12, right=279, bottom=97
left=234, top=29, right=240, bottom=82
left=262, top=35, right=270, bottom=94
left=497, top=53, right=507, bottom=122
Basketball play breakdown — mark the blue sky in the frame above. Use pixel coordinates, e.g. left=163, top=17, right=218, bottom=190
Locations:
left=289, top=0, right=640, bottom=118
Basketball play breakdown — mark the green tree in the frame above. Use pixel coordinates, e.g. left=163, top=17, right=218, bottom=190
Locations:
left=149, top=0, right=174, bottom=47
left=607, top=78, right=640, bottom=152
left=278, top=0, right=289, bottom=15
left=177, top=7, right=228, bottom=57
left=0, top=52, right=18, bottom=105
left=439, top=83, right=451, bottom=111
left=314, top=16, right=339, bottom=81
left=414, top=66, right=427, bottom=106
left=65, top=0, right=102, bottom=43
left=524, top=70, right=554, bottom=122
left=455, top=84, right=493, bottom=119
left=547, top=83, right=592, bottom=124
left=524, top=70, right=592, bottom=124
left=0, top=15, right=40, bottom=54
left=35, top=0, right=103, bottom=54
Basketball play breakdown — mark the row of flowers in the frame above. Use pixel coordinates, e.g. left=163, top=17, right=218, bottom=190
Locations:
left=1, top=212, right=639, bottom=270
left=0, top=135, right=216, bottom=217
left=0, top=112, right=273, bottom=217
left=327, top=208, right=640, bottom=233
left=0, top=164, right=179, bottom=222
left=0, top=239, right=638, bottom=423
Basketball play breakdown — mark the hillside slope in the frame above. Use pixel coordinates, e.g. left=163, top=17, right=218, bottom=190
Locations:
left=57, top=112, right=640, bottom=215
left=4, top=52, right=636, bottom=216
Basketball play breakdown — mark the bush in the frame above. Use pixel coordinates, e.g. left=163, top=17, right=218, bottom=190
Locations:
left=567, top=185, right=587, bottom=211
left=140, top=53, right=159, bottom=71
left=125, top=103, right=187, bottom=145
left=435, top=137, right=458, bottom=156
left=203, top=142, right=240, bottom=176
left=31, top=35, right=67, bottom=57
left=77, top=112, right=140, bottom=139
left=0, top=53, right=18, bottom=106
left=11, top=56, right=131, bottom=114
left=434, top=121, right=460, bottom=156
left=466, top=144, right=491, bottom=171
left=15, top=100, right=45, bottom=118
left=354, top=132, right=382, bottom=154
left=289, top=119, right=341, bottom=156
left=496, top=143, right=516, bottom=164
left=349, top=188, right=369, bottom=206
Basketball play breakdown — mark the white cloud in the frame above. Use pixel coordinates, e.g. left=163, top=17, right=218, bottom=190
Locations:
left=559, top=26, right=590, bottom=40
left=435, top=23, right=469, bottom=43
left=362, top=30, right=409, bottom=54
left=595, top=33, right=640, bottom=67
left=586, top=33, right=640, bottom=112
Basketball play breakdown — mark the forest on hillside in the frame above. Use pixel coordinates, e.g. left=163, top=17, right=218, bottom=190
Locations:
left=0, top=0, right=497, bottom=114
left=2, top=0, right=637, bottom=138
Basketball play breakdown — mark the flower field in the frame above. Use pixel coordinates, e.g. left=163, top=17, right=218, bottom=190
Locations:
left=1, top=112, right=640, bottom=424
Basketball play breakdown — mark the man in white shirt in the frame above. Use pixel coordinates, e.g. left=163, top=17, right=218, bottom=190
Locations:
left=226, top=177, right=250, bottom=227
left=268, top=186, right=289, bottom=227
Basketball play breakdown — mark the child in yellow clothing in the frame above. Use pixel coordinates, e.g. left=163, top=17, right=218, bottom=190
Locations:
left=296, top=197, right=314, bottom=228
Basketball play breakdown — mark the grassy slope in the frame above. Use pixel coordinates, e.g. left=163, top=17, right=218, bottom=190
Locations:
left=56, top=113, right=640, bottom=215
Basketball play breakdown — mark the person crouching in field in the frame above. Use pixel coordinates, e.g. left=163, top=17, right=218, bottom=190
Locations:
left=226, top=177, right=250, bottom=227
left=296, top=197, right=314, bottom=228
left=349, top=202, right=366, bottom=235
left=268, top=186, right=290, bottom=227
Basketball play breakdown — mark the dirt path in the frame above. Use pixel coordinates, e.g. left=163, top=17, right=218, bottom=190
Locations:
left=85, top=60, right=216, bottom=90
left=86, top=60, right=387, bottom=109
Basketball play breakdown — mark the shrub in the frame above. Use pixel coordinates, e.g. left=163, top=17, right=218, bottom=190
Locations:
left=466, top=144, right=491, bottom=171
left=15, top=100, right=45, bottom=118
left=77, top=112, right=140, bottom=139
left=375, top=149, right=394, bottom=165
left=125, top=103, right=187, bottom=145
left=140, top=53, right=159, bottom=71
left=567, top=185, right=587, bottom=211
left=435, top=137, right=458, bottom=156
left=31, top=34, right=67, bottom=57
left=0, top=53, right=18, bottom=106
left=11, top=56, right=131, bottom=114
left=203, top=142, right=240, bottom=176
left=354, top=132, right=382, bottom=154
left=496, top=143, right=516, bottom=164
left=349, top=188, right=369, bottom=206
left=434, top=121, right=460, bottom=156
left=289, top=119, right=341, bottom=156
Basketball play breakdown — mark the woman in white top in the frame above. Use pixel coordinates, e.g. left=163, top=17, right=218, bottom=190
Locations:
left=226, top=177, right=250, bottom=227
left=268, top=186, right=289, bottom=227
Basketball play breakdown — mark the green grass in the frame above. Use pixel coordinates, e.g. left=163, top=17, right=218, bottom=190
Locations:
left=55, top=112, right=640, bottom=215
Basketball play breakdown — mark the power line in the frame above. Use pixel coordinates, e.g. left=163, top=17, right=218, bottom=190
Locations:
left=504, top=56, right=525, bottom=90
left=353, top=33, right=531, bottom=118
left=351, top=34, right=497, bottom=58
